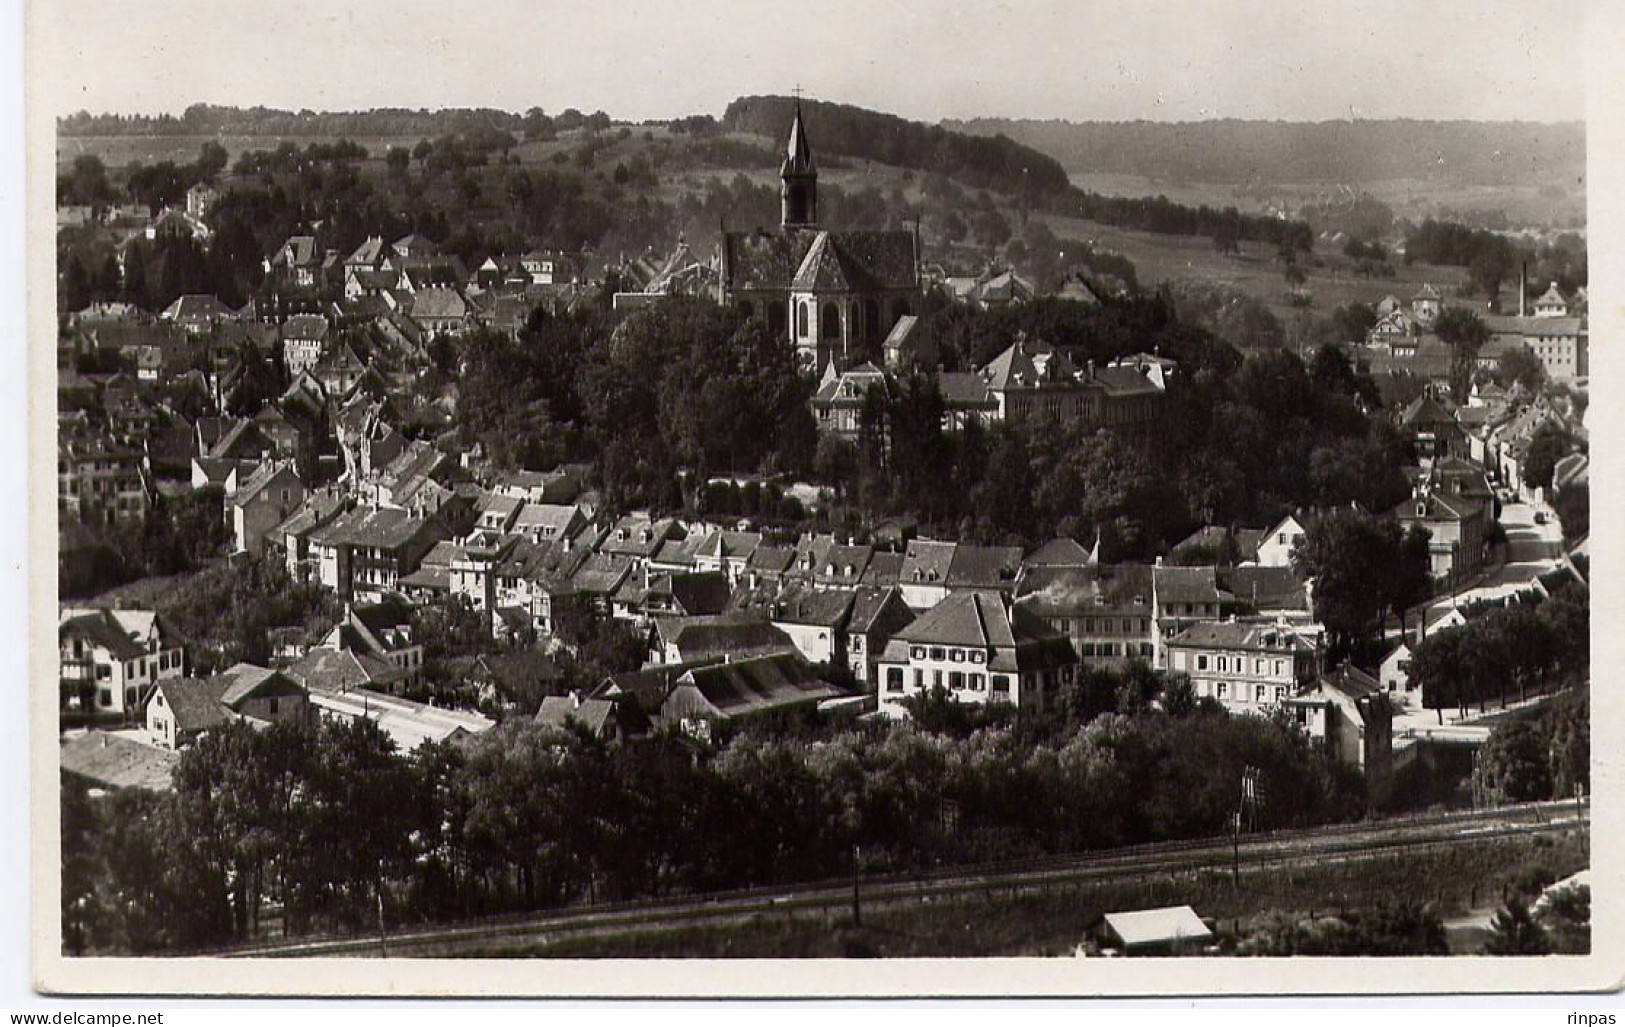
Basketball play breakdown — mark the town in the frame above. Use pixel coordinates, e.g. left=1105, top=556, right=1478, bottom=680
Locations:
left=55, top=98, right=1590, bottom=960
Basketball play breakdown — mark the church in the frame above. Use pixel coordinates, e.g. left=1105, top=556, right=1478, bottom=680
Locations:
left=718, top=101, right=923, bottom=371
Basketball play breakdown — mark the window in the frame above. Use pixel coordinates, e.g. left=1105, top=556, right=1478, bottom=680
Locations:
left=886, top=668, right=903, bottom=693
left=950, top=672, right=965, bottom=690
left=269, top=698, right=279, bottom=715
left=1255, top=659, right=1266, bottom=675
left=98, top=688, right=112, bottom=708
left=910, top=646, right=926, bottom=660
left=970, top=674, right=985, bottom=692
left=1275, top=687, right=1286, bottom=702
left=991, top=675, right=1011, bottom=695
left=912, top=669, right=923, bottom=689
left=1196, top=654, right=1208, bottom=671
left=950, top=649, right=964, bottom=662
left=969, top=651, right=984, bottom=664
left=1084, top=618, right=1095, bottom=633
left=1217, top=682, right=1228, bottom=699
left=929, top=647, right=945, bottom=661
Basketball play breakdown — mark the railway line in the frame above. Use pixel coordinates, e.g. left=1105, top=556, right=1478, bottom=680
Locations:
left=221, top=799, right=1585, bottom=958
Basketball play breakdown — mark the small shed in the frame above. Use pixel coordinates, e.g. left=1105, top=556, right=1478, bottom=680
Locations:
left=1101, top=905, right=1214, bottom=955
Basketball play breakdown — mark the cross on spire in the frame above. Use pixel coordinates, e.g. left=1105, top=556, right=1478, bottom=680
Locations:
left=792, top=84, right=805, bottom=102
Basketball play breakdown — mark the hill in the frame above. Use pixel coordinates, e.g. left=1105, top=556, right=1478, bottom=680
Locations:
left=942, top=118, right=1585, bottom=190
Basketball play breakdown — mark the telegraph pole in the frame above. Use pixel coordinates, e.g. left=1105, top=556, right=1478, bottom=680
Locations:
left=851, top=843, right=862, bottom=927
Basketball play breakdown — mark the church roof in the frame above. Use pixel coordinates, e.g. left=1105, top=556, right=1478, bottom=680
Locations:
left=783, top=101, right=815, bottom=175
left=724, top=229, right=917, bottom=294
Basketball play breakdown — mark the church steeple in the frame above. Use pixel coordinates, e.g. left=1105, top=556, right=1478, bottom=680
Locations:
left=781, top=97, right=817, bottom=229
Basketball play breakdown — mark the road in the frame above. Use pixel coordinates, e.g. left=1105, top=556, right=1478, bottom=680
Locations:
left=218, top=800, right=1585, bottom=958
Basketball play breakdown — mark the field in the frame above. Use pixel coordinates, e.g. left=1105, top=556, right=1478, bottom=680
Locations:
left=452, top=831, right=1587, bottom=958
left=1038, top=207, right=1473, bottom=325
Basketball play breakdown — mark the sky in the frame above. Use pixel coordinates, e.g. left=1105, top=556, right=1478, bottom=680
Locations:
left=35, top=0, right=1587, bottom=123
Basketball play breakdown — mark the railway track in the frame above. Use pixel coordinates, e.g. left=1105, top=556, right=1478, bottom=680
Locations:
left=221, top=800, right=1584, bottom=957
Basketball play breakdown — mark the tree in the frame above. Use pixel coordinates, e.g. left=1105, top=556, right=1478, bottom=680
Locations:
left=1521, top=425, right=1573, bottom=491
left=1292, top=510, right=1429, bottom=657
left=1496, top=346, right=1546, bottom=394
left=1434, top=307, right=1490, bottom=402
left=386, top=146, right=411, bottom=177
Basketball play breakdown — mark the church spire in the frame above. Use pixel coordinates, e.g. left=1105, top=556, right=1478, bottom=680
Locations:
left=781, top=95, right=818, bottom=229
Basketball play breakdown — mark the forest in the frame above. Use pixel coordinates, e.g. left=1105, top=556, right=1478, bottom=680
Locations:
left=62, top=682, right=1366, bottom=954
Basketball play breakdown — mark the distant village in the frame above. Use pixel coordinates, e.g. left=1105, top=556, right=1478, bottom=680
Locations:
left=57, top=105, right=1588, bottom=815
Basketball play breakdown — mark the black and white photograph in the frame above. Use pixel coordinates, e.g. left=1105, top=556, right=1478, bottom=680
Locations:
left=28, top=0, right=1619, bottom=999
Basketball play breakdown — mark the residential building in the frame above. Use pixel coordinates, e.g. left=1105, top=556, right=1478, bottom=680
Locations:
left=59, top=607, right=186, bottom=717
left=309, top=505, right=452, bottom=602
left=536, top=692, right=650, bottom=744
left=1015, top=563, right=1156, bottom=669
left=58, top=430, right=149, bottom=526
left=874, top=591, right=1077, bottom=718
left=319, top=601, right=423, bottom=688
left=843, top=586, right=916, bottom=686
left=281, top=314, right=330, bottom=376
left=229, top=460, right=305, bottom=555
left=147, top=664, right=312, bottom=749
left=1283, top=665, right=1394, bottom=777
left=1164, top=621, right=1321, bottom=714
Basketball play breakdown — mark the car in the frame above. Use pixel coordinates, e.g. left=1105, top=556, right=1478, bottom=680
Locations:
left=1534, top=511, right=1547, bottom=525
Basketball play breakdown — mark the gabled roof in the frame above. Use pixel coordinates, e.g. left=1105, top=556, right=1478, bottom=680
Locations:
left=900, top=539, right=957, bottom=586
left=1024, top=537, right=1093, bottom=568
left=536, top=696, right=622, bottom=737
left=1168, top=620, right=1314, bottom=653
left=657, top=616, right=795, bottom=661
left=59, top=732, right=179, bottom=792
left=946, top=544, right=1023, bottom=589
left=287, top=647, right=405, bottom=693
left=672, top=653, right=846, bottom=718
left=1154, top=565, right=1227, bottom=605
left=154, top=678, right=233, bottom=733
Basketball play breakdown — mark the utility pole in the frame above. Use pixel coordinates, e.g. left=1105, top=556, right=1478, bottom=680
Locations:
left=851, top=843, right=862, bottom=927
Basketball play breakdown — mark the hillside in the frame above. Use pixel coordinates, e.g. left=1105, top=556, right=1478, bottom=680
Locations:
left=943, top=118, right=1585, bottom=189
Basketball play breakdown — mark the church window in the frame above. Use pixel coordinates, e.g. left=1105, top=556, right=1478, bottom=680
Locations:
left=849, top=301, right=862, bottom=340
left=821, top=302, right=840, bottom=340
left=798, top=302, right=809, bottom=338
left=865, top=299, right=881, bottom=340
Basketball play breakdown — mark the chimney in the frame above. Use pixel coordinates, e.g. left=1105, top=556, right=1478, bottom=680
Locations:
left=1519, top=261, right=1528, bottom=318
left=571, top=689, right=582, bottom=709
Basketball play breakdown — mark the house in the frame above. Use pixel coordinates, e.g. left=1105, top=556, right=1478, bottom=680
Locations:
left=287, top=646, right=411, bottom=697
left=1253, top=514, right=1308, bottom=568
left=940, top=335, right=1165, bottom=444
left=1100, top=906, right=1214, bottom=956
left=811, top=361, right=889, bottom=440
left=898, top=539, right=957, bottom=609
left=146, top=664, right=312, bottom=749
left=874, top=591, right=1077, bottom=718
left=881, top=314, right=932, bottom=371
left=229, top=460, right=305, bottom=555
left=319, top=600, right=423, bottom=688
left=270, top=235, right=321, bottom=289
left=843, top=586, right=916, bottom=686
left=1410, top=283, right=1443, bottom=326
left=1015, top=563, right=1156, bottom=669
left=1378, top=639, right=1414, bottom=702
left=761, top=585, right=857, bottom=668
left=59, top=607, right=186, bottom=717
left=1164, top=620, right=1321, bottom=715
left=280, top=314, right=330, bottom=376
left=273, top=489, right=352, bottom=581
left=599, top=515, right=684, bottom=575
left=535, top=692, right=650, bottom=744
left=692, top=529, right=765, bottom=585
left=659, top=652, right=848, bottom=742
left=462, top=648, right=566, bottom=711
left=409, top=287, right=473, bottom=336
left=1283, top=664, right=1394, bottom=778
left=159, top=294, right=236, bottom=334
left=313, top=340, right=368, bottom=398
left=1151, top=564, right=1231, bottom=666
left=946, top=544, right=1024, bottom=595
left=510, top=502, right=585, bottom=544
left=1399, top=392, right=1466, bottom=463
left=1391, top=490, right=1491, bottom=587
left=58, top=429, right=149, bottom=526
left=59, top=732, right=180, bottom=793
left=308, top=505, right=453, bottom=602
left=651, top=615, right=796, bottom=667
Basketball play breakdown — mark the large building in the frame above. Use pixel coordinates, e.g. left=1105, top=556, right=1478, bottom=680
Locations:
left=874, top=591, right=1077, bottom=717
left=718, top=102, right=922, bottom=371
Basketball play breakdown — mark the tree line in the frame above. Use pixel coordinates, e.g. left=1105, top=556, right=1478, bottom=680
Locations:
left=1407, top=582, right=1589, bottom=724
left=61, top=696, right=1365, bottom=954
